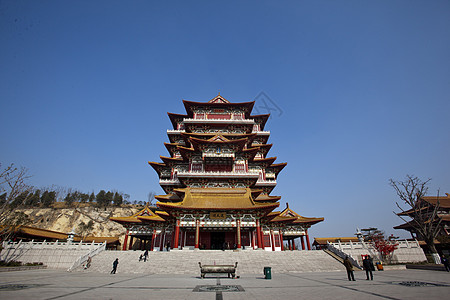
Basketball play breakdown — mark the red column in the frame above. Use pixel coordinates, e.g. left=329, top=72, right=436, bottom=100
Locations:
left=256, top=219, right=262, bottom=249
left=150, top=229, right=156, bottom=251
left=122, top=230, right=129, bottom=251
left=260, top=223, right=266, bottom=250
left=195, top=219, right=200, bottom=249
left=288, top=240, right=291, bottom=250
left=251, top=230, right=255, bottom=249
left=300, top=235, right=305, bottom=250
left=173, top=219, right=180, bottom=249
left=292, top=238, right=296, bottom=250
left=280, top=230, right=284, bottom=251
left=236, top=219, right=241, bottom=249
left=306, top=229, right=311, bottom=250
left=270, top=230, right=275, bottom=251
left=160, top=230, right=165, bottom=251
left=180, top=229, right=184, bottom=249
left=129, top=236, right=134, bottom=250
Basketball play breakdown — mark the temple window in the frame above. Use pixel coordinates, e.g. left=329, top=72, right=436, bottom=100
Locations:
left=234, top=163, right=245, bottom=172
left=191, top=162, right=203, bottom=172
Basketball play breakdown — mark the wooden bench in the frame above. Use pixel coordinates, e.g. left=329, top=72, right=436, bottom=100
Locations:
left=198, top=262, right=238, bottom=278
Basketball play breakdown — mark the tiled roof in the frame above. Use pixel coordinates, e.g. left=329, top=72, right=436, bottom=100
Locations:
left=157, top=188, right=279, bottom=211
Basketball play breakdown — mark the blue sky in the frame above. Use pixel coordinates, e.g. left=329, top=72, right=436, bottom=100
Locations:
left=1, top=0, right=449, bottom=240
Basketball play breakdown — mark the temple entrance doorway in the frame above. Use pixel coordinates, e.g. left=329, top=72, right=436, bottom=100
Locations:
left=210, top=232, right=225, bottom=250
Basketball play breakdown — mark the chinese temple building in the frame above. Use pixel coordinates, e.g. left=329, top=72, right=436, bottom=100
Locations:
left=111, top=94, right=323, bottom=251
left=394, top=193, right=450, bottom=255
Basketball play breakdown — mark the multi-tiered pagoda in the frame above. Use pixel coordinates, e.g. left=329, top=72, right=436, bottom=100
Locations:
left=111, top=95, right=323, bottom=251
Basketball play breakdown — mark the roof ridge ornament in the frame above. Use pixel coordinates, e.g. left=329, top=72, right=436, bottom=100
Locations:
left=208, top=94, right=230, bottom=104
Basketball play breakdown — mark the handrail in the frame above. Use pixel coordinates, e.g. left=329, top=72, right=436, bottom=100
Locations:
left=67, top=241, right=106, bottom=272
left=326, top=242, right=362, bottom=270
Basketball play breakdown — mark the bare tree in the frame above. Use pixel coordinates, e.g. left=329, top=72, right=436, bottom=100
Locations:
left=0, top=163, right=33, bottom=240
left=77, top=220, right=94, bottom=240
left=390, top=175, right=442, bottom=262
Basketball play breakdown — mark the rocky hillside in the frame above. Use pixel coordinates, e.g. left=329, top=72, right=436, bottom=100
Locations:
left=15, top=205, right=140, bottom=239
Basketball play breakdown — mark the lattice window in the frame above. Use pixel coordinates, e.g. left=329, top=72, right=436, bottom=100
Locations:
left=191, top=163, right=203, bottom=172
left=274, top=234, right=281, bottom=247
left=234, top=164, right=245, bottom=172
left=207, top=113, right=231, bottom=119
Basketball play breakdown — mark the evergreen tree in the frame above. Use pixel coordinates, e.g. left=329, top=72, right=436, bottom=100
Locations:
left=80, top=193, right=89, bottom=203
left=41, top=190, right=56, bottom=207
left=113, top=192, right=123, bottom=206
left=0, top=193, right=6, bottom=206
left=10, top=191, right=30, bottom=208
left=64, top=192, right=74, bottom=207
left=25, top=190, right=41, bottom=207
left=89, top=192, right=95, bottom=203
left=105, top=191, right=113, bottom=206
left=96, top=190, right=107, bottom=207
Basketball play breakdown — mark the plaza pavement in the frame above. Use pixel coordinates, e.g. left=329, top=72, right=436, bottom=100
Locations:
left=0, top=268, right=449, bottom=300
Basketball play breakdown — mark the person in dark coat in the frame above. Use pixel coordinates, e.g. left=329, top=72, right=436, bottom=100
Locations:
left=84, top=256, right=92, bottom=269
left=111, top=258, right=119, bottom=274
left=441, top=255, right=450, bottom=272
left=363, top=255, right=374, bottom=280
left=143, top=249, right=149, bottom=262
left=343, top=256, right=355, bottom=281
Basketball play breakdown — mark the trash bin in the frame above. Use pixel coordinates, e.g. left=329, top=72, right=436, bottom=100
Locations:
left=263, top=266, right=272, bottom=279
left=376, top=262, right=384, bottom=271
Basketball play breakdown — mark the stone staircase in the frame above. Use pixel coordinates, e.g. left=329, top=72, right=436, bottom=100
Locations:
left=74, top=249, right=344, bottom=275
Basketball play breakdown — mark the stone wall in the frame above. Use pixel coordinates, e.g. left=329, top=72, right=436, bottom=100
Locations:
left=1, top=241, right=104, bottom=269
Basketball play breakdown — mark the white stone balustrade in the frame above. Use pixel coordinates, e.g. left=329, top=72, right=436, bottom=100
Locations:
left=159, top=178, right=181, bottom=185
left=254, top=179, right=277, bottom=186
left=326, top=240, right=426, bottom=264
left=166, top=129, right=185, bottom=134
left=1, top=240, right=107, bottom=270
left=253, top=130, right=271, bottom=135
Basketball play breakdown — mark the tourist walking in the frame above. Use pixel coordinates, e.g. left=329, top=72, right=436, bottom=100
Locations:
left=166, top=242, right=170, bottom=252
left=111, top=258, right=119, bottom=274
left=363, top=255, right=374, bottom=280
left=343, top=256, right=355, bottom=281
left=84, top=256, right=92, bottom=269
left=143, top=249, right=149, bottom=262
left=441, top=255, right=450, bottom=272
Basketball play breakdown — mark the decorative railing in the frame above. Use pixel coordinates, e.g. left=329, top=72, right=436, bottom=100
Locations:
left=67, top=241, right=107, bottom=272
left=159, top=178, right=181, bottom=185
left=203, top=153, right=235, bottom=158
left=253, top=130, right=270, bottom=134
left=328, top=240, right=420, bottom=250
left=326, top=242, right=362, bottom=270
left=166, top=129, right=185, bottom=133
left=254, top=179, right=277, bottom=186
left=2, top=240, right=105, bottom=250
left=177, top=171, right=259, bottom=177
left=183, top=118, right=255, bottom=124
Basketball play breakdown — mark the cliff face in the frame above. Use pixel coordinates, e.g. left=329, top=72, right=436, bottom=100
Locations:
left=16, top=206, right=140, bottom=238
